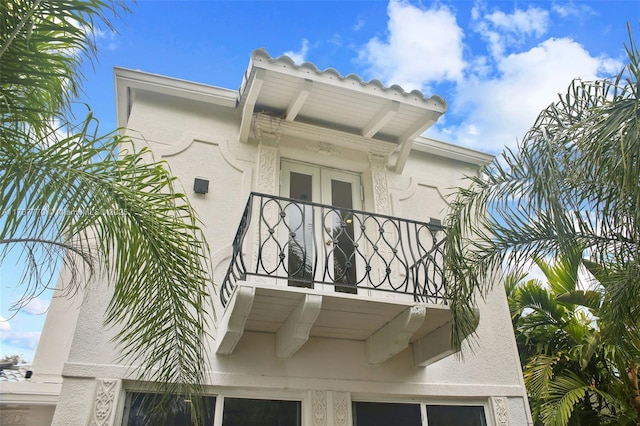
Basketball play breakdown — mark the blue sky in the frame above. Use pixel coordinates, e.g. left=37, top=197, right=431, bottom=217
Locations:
left=1, top=0, right=638, bottom=361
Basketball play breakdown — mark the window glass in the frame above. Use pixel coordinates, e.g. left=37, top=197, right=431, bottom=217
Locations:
left=223, top=398, right=301, bottom=426
left=330, top=179, right=357, bottom=292
left=426, top=405, right=487, bottom=426
left=352, top=401, right=422, bottom=426
left=288, top=171, right=314, bottom=288
left=124, top=392, right=215, bottom=426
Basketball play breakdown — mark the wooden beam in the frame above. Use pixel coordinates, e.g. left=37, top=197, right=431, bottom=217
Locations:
left=239, top=68, right=266, bottom=143
left=285, top=79, right=313, bottom=122
left=361, top=100, right=400, bottom=138
left=276, top=294, right=323, bottom=358
left=215, top=285, right=255, bottom=354
left=412, top=322, right=456, bottom=367
left=392, top=110, right=440, bottom=173
left=366, top=306, right=426, bottom=364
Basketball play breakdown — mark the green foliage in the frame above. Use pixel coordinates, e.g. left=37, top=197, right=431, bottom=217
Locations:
left=445, top=23, right=640, bottom=426
left=507, top=254, right=638, bottom=425
left=1, top=1, right=213, bottom=418
left=1, top=1, right=123, bottom=124
left=444, top=24, right=640, bottom=353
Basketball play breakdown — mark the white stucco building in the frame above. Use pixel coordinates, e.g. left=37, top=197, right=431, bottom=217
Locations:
left=0, top=49, right=532, bottom=425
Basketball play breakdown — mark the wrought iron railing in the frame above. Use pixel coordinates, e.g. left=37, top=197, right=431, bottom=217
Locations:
left=220, top=193, right=447, bottom=306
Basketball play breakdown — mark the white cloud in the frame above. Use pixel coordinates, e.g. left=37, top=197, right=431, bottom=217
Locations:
left=358, top=1, right=621, bottom=154
left=0, top=316, right=10, bottom=332
left=92, top=27, right=120, bottom=51
left=359, top=0, right=464, bottom=91
left=486, top=8, right=548, bottom=37
left=283, top=39, right=310, bottom=64
left=473, top=4, right=549, bottom=59
left=552, top=2, right=596, bottom=19
left=0, top=331, right=41, bottom=351
left=22, top=297, right=50, bottom=315
left=437, top=37, right=622, bottom=152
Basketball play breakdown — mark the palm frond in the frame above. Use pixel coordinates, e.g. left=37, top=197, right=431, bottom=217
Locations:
left=555, top=290, right=602, bottom=311
left=524, top=354, right=560, bottom=399
left=444, top=25, right=640, bottom=352
left=541, top=370, right=622, bottom=426
left=1, top=2, right=214, bottom=417
left=1, top=113, right=213, bottom=399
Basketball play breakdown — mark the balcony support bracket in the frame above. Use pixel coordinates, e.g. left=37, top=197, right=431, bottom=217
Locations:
left=276, top=294, right=323, bottom=358
left=366, top=305, right=426, bottom=364
left=215, top=285, right=256, bottom=355
left=412, top=322, right=456, bottom=367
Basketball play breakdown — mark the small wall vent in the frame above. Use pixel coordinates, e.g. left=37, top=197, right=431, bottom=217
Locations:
left=193, top=178, right=209, bottom=194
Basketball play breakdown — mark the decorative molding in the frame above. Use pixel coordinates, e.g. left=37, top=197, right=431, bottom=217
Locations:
left=369, top=154, right=391, bottom=215
left=256, top=144, right=278, bottom=194
left=390, top=177, right=448, bottom=227
left=253, top=112, right=284, bottom=146
left=0, top=412, right=28, bottom=425
left=396, top=177, right=447, bottom=205
left=254, top=143, right=279, bottom=273
left=369, top=153, right=387, bottom=170
left=311, top=390, right=327, bottom=426
left=491, top=397, right=510, bottom=426
left=307, top=142, right=342, bottom=156
left=90, top=378, right=121, bottom=426
left=253, top=113, right=397, bottom=156
left=333, top=391, right=349, bottom=426
left=160, top=134, right=248, bottom=173
left=158, top=135, right=199, bottom=158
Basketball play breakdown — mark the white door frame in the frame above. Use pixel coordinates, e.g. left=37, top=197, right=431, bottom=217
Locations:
left=281, top=160, right=363, bottom=293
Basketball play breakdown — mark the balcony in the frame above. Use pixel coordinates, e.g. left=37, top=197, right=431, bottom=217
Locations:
left=215, top=193, right=456, bottom=366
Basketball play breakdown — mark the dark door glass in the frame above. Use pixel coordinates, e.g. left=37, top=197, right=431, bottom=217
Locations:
left=288, top=171, right=314, bottom=288
left=329, top=179, right=357, bottom=293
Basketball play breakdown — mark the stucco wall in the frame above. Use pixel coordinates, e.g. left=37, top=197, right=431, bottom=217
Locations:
left=48, top=89, right=531, bottom=425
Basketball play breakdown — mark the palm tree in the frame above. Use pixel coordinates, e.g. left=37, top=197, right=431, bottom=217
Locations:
left=0, top=0, right=213, bottom=411
left=444, top=23, right=639, bottom=425
left=506, top=251, right=638, bottom=425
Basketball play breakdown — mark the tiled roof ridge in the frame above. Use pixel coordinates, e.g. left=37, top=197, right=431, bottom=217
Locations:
left=0, top=364, right=33, bottom=382
left=251, top=48, right=447, bottom=108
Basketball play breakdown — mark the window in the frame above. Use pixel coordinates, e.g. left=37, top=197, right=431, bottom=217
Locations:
left=352, top=401, right=487, bottom=426
left=223, top=398, right=301, bottom=426
left=124, top=393, right=301, bottom=426
left=353, top=401, right=422, bottom=426
left=426, top=405, right=487, bottom=426
left=124, top=392, right=216, bottom=426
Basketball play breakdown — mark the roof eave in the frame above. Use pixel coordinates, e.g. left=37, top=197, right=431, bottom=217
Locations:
left=114, top=67, right=237, bottom=129
left=413, top=136, right=495, bottom=166
left=237, top=49, right=448, bottom=155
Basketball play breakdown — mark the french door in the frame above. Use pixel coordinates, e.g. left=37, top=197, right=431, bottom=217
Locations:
left=280, top=160, right=362, bottom=293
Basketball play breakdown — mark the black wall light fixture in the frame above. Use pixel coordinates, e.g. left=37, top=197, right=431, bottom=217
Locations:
left=194, top=178, right=209, bottom=194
